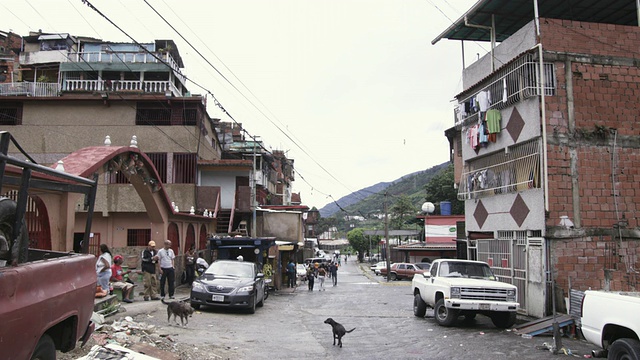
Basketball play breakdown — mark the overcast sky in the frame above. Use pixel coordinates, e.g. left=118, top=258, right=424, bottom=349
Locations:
left=2, top=0, right=487, bottom=210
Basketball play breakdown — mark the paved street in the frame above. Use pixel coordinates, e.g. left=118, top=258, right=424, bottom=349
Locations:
left=110, top=259, right=596, bottom=360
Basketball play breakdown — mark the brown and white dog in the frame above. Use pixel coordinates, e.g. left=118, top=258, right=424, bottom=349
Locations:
left=324, top=318, right=356, bottom=348
left=162, top=299, right=194, bottom=327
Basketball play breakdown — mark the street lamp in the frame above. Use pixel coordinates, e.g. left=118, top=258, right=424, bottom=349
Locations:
left=421, top=202, right=435, bottom=243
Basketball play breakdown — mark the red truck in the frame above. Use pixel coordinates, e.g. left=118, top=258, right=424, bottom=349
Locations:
left=0, top=131, right=98, bottom=359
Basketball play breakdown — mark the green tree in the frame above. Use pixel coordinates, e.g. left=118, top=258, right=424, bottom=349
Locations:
left=424, top=164, right=463, bottom=215
left=389, top=194, right=418, bottom=229
left=346, top=228, right=367, bottom=261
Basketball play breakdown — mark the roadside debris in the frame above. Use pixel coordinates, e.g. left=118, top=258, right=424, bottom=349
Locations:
left=65, top=316, right=226, bottom=360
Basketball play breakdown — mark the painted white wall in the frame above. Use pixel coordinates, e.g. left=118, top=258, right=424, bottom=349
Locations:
left=200, top=170, right=246, bottom=208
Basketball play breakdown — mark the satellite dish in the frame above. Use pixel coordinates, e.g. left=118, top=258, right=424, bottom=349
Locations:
left=421, top=202, right=435, bottom=214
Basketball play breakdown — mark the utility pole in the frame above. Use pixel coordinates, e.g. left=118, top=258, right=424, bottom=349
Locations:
left=251, top=140, right=257, bottom=237
left=384, top=191, right=390, bottom=282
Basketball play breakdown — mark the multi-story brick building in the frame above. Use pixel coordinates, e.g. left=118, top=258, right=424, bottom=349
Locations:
left=438, top=1, right=640, bottom=317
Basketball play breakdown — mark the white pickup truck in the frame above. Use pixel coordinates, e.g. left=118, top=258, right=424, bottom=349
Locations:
left=580, top=290, right=640, bottom=360
left=412, top=259, right=519, bottom=328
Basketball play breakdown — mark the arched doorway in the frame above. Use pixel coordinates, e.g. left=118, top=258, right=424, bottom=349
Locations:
left=167, top=222, right=180, bottom=254
left=3, top=192, right=51, bottom=250
left=199, top=224, right=207, bottom=250
left=185, top=224, right=195, bottom=251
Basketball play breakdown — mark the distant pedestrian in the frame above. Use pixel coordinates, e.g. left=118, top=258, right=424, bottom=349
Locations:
left=307, top=264, right=317, bottom=291
left=141, top=241, right=160, bottom=301
left=286, top=259, right=296, bottom=288
left=184, top=247, right=196, bottom=286
left=157, top=240, right=176, bottom=299
left=330, top=262, right=338, bottom=286
left=317, top=264, right=327, bottom=291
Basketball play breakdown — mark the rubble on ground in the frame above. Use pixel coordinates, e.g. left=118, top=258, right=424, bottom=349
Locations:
left=58, top=315, right=231, bottom=360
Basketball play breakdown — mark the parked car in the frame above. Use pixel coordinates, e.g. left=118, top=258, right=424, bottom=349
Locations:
left=415, top=262, right=432, bottom=271
left=371, top=261, right=390, bottom=275
left=297, top=264, right=308, bottom=282
left=380, top=263, right=424, bottom=280
left=304, top=257, right=329, bottom=266
left=190, top=259, right=267, bottom=314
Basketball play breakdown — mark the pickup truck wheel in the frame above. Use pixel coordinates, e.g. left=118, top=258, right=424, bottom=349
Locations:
left=434, top=298, right=459, bottom=326
left=608, top=338, right=640, bottom=360
left=389, top=273, right=397, bottom=281
left=490, top=311, right=517, bottom=328
left=31, top=334, right=55, bottom=360
left=414, top=293, right=427, bottom=317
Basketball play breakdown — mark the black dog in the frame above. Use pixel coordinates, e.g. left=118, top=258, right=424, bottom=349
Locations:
left=324, top=318, right=356, bottom=348
left=162, top=299, right=194, bottom=327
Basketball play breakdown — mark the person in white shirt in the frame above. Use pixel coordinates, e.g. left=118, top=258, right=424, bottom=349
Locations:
left=157, top=240, right=176, bottom=299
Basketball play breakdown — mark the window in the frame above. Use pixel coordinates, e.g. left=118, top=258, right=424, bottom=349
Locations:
left=136, top=102, right=201, bottom=126
left=127, top=229, right=151, bottom=246
left=147, top=152, right=167, bottom=183
left=173, top=153, right=196, bottom=184
left=456, top=52, right=556, bottom=127
left=457, top=139, right=541, bottom=200
left=136, top=104, right=171, bottom=125
left=0, top=103, right=22, bottom=125
left=183, top=108, right=197, bottom=126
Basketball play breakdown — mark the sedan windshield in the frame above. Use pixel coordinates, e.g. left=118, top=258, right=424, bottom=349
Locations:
left=205, top=262, right=255, bottom=278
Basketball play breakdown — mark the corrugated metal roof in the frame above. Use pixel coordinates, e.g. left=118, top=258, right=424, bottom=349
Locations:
left=433, top=0, right=638, bottom=44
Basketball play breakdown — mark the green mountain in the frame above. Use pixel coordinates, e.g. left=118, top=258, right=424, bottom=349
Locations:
left=319, top=162, right=451, bottom=218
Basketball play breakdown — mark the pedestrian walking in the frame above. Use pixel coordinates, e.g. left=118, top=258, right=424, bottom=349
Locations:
left=317, top=264, right=327, bottom=291
left=330, top=262, right=338, bottom=286
left=141, top=241, right=160, bottom=301
left=307, top=264, right=317, bottom=291
left=157, top=240, right=176, bottom=299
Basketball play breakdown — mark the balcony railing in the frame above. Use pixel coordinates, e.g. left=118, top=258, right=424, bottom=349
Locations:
left=70, top=51, right=186, bottom=83
left=457, top=139, right=541, bottom=200
left=455, top=52, right=556, bottom=128
left=0, top=82, right=60, bottom=97
left=62, top=79, right=181, bottom=97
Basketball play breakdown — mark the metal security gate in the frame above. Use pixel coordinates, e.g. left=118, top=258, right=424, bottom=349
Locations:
left=476, top=230, right=530, bottom=313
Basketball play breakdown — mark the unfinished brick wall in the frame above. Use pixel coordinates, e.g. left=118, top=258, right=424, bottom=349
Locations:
left=541, top=18, right=640, bottom=296
left=551, top=235, right=640, bottom=292
left=541, top=18, right=640, bottom=58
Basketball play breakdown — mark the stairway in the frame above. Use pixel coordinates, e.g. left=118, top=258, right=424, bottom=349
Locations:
left=216, top=209, right=232, bottom=234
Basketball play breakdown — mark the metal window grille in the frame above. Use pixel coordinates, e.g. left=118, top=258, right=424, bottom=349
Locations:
left=127, top=229, right=151, bottom=247
left=457, top=139, right=541, bottom=200
left=136, top=102, right=171, bottom=126
left=0, top=103, right=22, bottom=125
left=183, top=108, right=197, bottom=126
left=455, top=52, right=556, bottom=127
left=173, top=153, right=196, bottom=184
left=147, top=152, right=167, bottom=183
